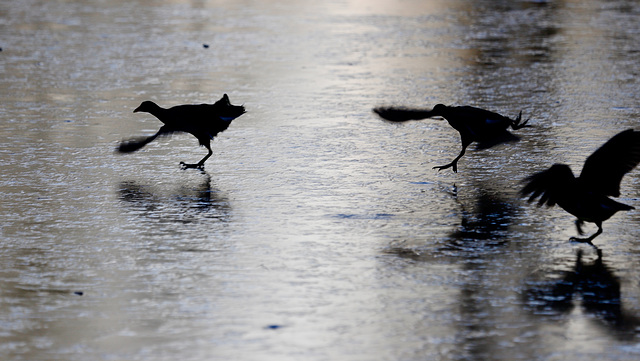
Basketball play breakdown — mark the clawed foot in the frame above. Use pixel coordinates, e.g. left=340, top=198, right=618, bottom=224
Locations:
left=433, top=162, right=457, bottom=173
left=511, top=111, right=531, bottom=130
left=180, top=162, right=204, bottom=170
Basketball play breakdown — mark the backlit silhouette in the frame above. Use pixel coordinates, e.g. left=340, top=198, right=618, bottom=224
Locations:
left=373, top=104, right=530, bottom=172
left=521, top=129, right=640, bottom=245
left=118, top=94, right=245, bottom=169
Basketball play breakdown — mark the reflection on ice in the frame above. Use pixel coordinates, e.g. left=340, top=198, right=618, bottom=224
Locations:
left=446, top=190, right=515, bottom=248
left=117, top=173, right=231, bottom=226
left=2, top=0, right=640, bottom=360
left=525, top=250, right=640, bottom=340
left=384, top=183, right=516, bottom=259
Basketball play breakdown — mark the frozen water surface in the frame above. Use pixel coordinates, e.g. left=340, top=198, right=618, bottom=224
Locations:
left=1, top=0, right=640, bottom=360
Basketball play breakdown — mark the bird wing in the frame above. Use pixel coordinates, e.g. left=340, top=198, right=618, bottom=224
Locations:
left=117, top=126, right=172, bottom=153
left=373, top=107, right=435, bottom=122
left=579, top=129, right=640, bottom=197
left=520, top=164, right=575, bottom=207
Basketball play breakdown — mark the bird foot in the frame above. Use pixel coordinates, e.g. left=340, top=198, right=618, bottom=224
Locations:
left=511, top=111, right=531, bottom=130
left=433, top=163, right=457, bottom=173
left=180, top=162, right=204, bottom=170
left=512, top=119, right=531, bottom=130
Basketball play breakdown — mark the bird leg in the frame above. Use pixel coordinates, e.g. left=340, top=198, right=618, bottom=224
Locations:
left=569, top=222, right=602, bottom=248
left=433, top=145, right=467, bottom=173
left=180, top=145, right=213, bottom=170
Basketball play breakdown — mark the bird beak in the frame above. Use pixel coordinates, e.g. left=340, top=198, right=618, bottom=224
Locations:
left=133, top=106, right=141, bottom=113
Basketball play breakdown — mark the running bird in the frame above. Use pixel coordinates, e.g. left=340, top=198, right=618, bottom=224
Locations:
left=521, top=129, right=640, bottom=246
left=118, top=94, right=245, bottom=169
left=373, top=104, right=530, bottom=172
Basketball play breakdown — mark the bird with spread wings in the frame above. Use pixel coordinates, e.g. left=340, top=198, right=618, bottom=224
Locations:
left=521, top=129, right=640, bottom=246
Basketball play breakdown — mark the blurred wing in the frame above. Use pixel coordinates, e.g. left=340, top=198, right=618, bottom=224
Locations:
left=520, top=164, right=575, bottom=207
left=116, top=127, right=172, bottom=153
left=579, top=129, right=640, bottom=197
left=117, top=134, right=159, bottom=153
left=373, top=107, right=434, bottom=122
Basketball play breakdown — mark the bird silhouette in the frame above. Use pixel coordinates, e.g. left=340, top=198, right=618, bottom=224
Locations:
left=521, top=129, right=640, bottom=246
left=118, top=94, right=245, bottom=169
left=373, top=104, right=530, bottom=172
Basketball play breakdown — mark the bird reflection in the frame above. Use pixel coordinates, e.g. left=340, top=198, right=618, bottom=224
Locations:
left=118, top=173, right=231, bottom=225
left=385, top=186, right=515, bottom=259
left=449, top=191, right=514, bottom=244
left=525, top=250, right=640, bottom=339
left=444, top=188, right=515, bottom=252
left=373, top=104, right=530, bottom=172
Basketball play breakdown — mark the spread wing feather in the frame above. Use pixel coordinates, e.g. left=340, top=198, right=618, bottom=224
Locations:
left=521, top=164, right=575, bottom=207
left=579, top=129, right=640, bottom=197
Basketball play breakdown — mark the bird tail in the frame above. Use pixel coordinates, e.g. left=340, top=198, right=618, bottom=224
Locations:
left=373, top=107, right=435, bottom=122
left=622, top=204, right=634, bottom=211
left=117, top=127, right=169, bottom=153
left=611, top=200, right=634, bottom=212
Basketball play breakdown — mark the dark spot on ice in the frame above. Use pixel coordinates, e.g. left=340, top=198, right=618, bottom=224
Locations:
left=335, top=213, right=393, bottom=220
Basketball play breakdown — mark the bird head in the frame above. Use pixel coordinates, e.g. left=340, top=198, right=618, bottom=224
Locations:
left=431, top=104, right=447, bottom=117
left=133, top=100, right=159, bottom=114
